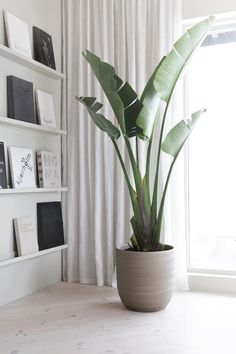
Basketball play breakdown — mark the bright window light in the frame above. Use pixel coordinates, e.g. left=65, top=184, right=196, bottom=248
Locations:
left=187, top=27, right=236, bottom=271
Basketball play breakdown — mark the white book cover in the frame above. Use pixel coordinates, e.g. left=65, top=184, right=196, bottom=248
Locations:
left=37, top=150, right=61, bottom=188
left=35, top=90, right=56, bottom=128
left=4, top=11, right=32, bottom=58
left=8, top=147, right=36, bottom=188
left=14, top=217, right=39, bottom=256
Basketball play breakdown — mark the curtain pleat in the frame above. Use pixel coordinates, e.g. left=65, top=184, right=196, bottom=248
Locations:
left=62, top=0, right=187, bottom=289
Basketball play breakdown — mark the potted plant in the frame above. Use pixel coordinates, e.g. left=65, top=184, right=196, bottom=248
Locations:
left=77, top=16, right=215, bottom=312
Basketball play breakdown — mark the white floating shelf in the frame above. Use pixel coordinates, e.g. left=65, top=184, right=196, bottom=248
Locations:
left=0, top=187, right=68, bottom=194
left=0, top=44, right=65, bottom=80
left=0, top=117, right=67, bottom=135
left=0, top=245, right=68, bottom=268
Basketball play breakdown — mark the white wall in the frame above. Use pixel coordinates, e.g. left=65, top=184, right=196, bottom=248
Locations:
left=183, top=0, right=236, bottom=19
left=0, top=0, right=64, bottom=305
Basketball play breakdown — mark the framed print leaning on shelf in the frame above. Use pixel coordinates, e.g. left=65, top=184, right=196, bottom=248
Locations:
left=4, top=11, right=32, bottom=58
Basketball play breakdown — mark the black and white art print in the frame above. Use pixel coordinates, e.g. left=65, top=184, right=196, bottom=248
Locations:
left=33, top=27, right=56, bottom=69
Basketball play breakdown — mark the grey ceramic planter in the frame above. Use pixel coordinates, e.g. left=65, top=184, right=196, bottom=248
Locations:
left=116, top=244, right=174, bottom=312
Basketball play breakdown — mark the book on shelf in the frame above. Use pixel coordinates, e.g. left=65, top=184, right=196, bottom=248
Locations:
left=7, top=76, right=36, bottom=124
left=13, top=216, right=39, bottom=256
left=36, top=150, right=61, bottom=188
left=37, top=202, right=64, bottom=251
left=8, top=147, right=36, bottom=188
left=4, top=11, right=32, bottom=58
left=33, top=27, right=56, bottom=69
left=35, top=90, right=56, bottom=128
left=0, top=142, right=7, bottom=189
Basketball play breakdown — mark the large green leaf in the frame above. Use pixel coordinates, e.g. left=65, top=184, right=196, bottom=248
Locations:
left=83, top=50, right=143, bottom=137
left=76, top=96, right=121, bottom=140
left=161, top=108, right=206, bottom=157
left=136, top=57, right=165, bottom=140
left=154, top=16, right=215, bottom=103
left=136, top=16, right=214, bottom=140
left=119, top=82, right=143, bottom=137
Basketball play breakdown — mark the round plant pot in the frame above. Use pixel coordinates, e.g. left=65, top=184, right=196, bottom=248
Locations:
left=116, top=244, right=174, bottom=312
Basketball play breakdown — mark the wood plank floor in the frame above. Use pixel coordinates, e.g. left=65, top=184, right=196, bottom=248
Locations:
left=0, top=282, right=235, bottom=354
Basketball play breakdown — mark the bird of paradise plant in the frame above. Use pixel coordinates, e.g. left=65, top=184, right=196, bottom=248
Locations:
left=77, top=16, right=215, bottom=252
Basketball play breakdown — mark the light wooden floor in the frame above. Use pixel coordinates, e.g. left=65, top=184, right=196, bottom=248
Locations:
left=0, top=282, right=235, bottom=354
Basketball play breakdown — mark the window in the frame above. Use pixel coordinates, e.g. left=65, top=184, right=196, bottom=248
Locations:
left=186, top=19, right=236, bottom=274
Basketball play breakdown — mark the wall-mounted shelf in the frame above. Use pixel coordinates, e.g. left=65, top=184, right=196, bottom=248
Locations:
left=0, top=187, right=68, bottom=194
left=0, top=44, right=65, bottom=80
left=0, top=117, right=67, bottom=135
left=0, top=245, right=68, bottom=268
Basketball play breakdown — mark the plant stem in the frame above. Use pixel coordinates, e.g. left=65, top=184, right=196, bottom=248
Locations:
left=144, top=115, right=158, bottom=206
left=112, top=139, right=133, bottom=194
left=150, top=101, right=171, bottom=229
left=145, top=135, right=152, bottom=183
left=136, top=136, right=139, bottom=169
left=124, top=136, right=142, bottom=195
left=152, top=156, right=177, bottom=246
left=112, top=139, right=143, bottom=241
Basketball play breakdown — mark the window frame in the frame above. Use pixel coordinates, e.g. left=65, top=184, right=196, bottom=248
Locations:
left=183, top=12, right=236, bottom=293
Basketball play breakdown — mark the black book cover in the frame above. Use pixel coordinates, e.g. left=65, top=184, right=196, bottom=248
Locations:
left=37, top=202, right=64, bottom=250
left=7, top=76, right=36, bottom=124
left=0, top=142, right=7, bottom=189
left=33, top=27, right=56, bottom=70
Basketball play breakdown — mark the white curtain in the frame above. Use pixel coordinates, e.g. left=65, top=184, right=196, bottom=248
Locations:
left=62, top=0, right=188, bottom=290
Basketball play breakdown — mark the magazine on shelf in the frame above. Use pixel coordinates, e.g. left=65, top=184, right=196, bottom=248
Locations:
left=36, top=150, right=60, bottom=188
left=8, top=147, right=36, bottom=188
left=13, top=216, right=39, bottom=256
left=35, top=90, right=56, bottom=128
